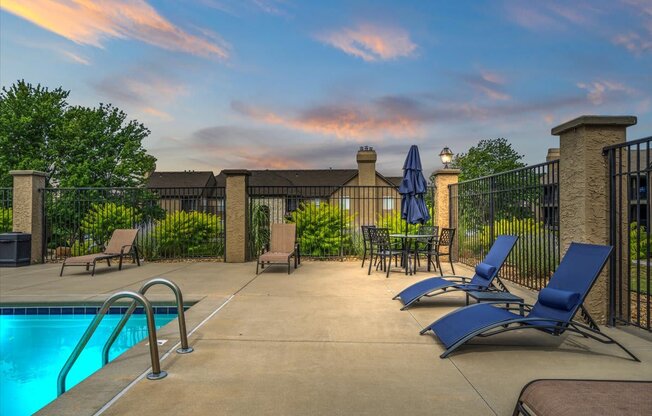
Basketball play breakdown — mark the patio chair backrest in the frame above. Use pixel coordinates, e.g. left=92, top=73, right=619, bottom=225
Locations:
left=104, top=229, right=138, bottom=254
left=529, top=243, right=612, bottom=329
left=369, top=227, right=391, bottom=250
left=437, top=228, right=455, bottom=249
left=468, top=235, right=519, bottom=287
left=418, top=225, right=439, bottom=236
left=361, top=225, right=376, bottom=246
left=270, top=223, right=296, bottom=253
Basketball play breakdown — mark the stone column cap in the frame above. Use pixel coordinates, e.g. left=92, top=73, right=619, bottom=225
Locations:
left=551, top=115, right=637, bottom=136
left=432, top=168, right=461, bottom=175
left=9, top=170, right=48, bottom=177
left=222, top=169, right=251, bottom=176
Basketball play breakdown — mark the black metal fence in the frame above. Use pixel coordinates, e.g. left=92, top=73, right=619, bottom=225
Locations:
left=0, top=188, right=12, bottom=232
left=248, top=185, right=435, bottom=259
left=605, top=136, right=650, bottom=330
left=449, top=160, right=560, bottom=290
left=42, top=187, right=225, bottom=262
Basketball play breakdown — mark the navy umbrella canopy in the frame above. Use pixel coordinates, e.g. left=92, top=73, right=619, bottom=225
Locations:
left=399, top=145, right=431, bottom=228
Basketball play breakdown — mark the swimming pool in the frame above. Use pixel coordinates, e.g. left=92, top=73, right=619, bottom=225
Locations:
left=0, top=306, right=179, bottom=416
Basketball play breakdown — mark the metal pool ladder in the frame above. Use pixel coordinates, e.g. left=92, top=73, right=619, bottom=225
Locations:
left=57, top=278, right=193, bottom=396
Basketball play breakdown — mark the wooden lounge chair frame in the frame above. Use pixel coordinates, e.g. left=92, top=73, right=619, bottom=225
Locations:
left=256, top=223, right=300, bottom=275
left=60, top=229, right=141, bottom=276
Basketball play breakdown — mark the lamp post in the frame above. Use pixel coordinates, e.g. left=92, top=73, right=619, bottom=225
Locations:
left=439, top=147, right=454, bottom=169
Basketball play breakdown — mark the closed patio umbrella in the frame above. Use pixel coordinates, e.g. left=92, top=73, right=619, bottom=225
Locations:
left=399, top=145, right=431, bottom=231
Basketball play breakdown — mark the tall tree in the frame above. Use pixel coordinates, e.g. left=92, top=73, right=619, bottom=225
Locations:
left=0, top=80, right=68, bottom=186
left=452, top=138, right=525, bottom=181
left=0, top=80, right=156, bottom=187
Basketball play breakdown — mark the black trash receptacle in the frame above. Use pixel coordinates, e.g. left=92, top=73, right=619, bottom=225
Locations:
left=0, top=233, right=32, bottom=267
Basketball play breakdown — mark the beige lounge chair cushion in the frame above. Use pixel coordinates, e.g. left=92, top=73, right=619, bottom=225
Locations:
left=63, top=253, right=114, bottom=265
left=520, top=380, right=652, bottom=416
left=270, top=223, right=296, bottom=253
left=259, top=252, right=292, bottom=263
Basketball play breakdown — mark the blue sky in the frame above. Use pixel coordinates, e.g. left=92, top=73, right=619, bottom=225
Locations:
left=1, top=0, right=651, bottom=175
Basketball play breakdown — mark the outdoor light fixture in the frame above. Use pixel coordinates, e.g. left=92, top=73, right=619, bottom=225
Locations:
left=439, top=147, right=454, bottom=168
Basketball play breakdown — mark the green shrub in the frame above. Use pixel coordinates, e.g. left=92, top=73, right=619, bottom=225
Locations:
left=630, top=222, right=650, bottom=260
left=80, top=202, right=141, bottom=246
left=154, top=210, right=223, bottom=257
left=376, top=210, right=420, bottom=235
left=0, top=207, right=12, bottom=233
left=250, top=204, right=270, bottom=256
left=289, top=201, right=353, bottom=257
left=70, top=240, right=101, bottom=256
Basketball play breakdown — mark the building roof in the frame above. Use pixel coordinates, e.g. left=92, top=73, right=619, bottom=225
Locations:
left=216, top=169, right=359, bottom=188
left=147, top=171, right=219, bottom=197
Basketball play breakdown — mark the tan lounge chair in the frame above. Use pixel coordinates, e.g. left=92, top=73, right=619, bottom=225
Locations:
left=60, top=229, right=141, bottom=276
left=513, top=379, right=652, bottom=416
left=256, top=223, right=300, bottom=275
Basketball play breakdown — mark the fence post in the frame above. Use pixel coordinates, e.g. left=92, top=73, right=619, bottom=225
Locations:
left=10, top=170, right=47, bottom=263
left=552, top=115, right=637, bottom=324
left=223, top=170, right=251, bottom=263
left=433, top=169, right=460, bottom=230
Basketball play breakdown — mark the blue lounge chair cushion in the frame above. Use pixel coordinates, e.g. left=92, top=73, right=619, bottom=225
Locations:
left=538, top=288, right=580, bottom=311
left=397, top=277, right=458, bottom=305
left=475, top=263, right=496, bottom=280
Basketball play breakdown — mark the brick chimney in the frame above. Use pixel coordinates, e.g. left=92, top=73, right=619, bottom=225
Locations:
left=356, top=146, right=377, bottom=186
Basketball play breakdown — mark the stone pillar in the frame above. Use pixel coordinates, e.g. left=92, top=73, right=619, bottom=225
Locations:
left=432, top=169, right=460, bottom=230
left=224, top=170, right=251, bottom=263
left=10, top=170, right=47, bottom=263
left=552, top=115, right=637, bottom=323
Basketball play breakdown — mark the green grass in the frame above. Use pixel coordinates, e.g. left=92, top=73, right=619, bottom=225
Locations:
left=630, top=264, right=650, bottom=295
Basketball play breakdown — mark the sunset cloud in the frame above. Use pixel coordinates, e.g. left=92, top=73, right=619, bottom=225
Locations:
left=60, top=50, right=90, bottom=65
left=460, top=70, right=511, bottom=101
left=316, top=24, right=416, bottom=62
left=1, top=0, right=229, bottom=59
left=231, top=99, right=422, bottom=140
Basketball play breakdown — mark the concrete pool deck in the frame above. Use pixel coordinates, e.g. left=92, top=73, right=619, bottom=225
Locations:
left=1, top=260, right=650, bottom=415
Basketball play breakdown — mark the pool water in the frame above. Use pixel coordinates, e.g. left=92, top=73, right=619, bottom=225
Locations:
left=0, top=311, right=178, bottom=416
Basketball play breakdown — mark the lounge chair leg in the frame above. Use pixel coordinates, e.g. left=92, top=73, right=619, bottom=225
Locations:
left=91, top=261, right=97, bottom=276
left=107, top=258, right=111, bottom=267
left=450, top=257, right=455, bottom=275
left=118, top=255, right=123, bottom=270
left=256, top=260, right=260, bottom=275
left=288, top=260, right=291, bottom=275
left=86, top=264, right=90, bottom=271
left=60, top=263, right=65, bottom=277
left=134, top=246, right=141, bottom=266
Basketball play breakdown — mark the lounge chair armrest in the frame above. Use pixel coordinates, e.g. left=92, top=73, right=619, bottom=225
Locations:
left=440, top=275, right=473, bottom=282
left=120, top=244, right=134, bottom=255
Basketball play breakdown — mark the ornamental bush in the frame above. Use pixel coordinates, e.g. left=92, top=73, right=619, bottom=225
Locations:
left=289, top=201, right=353, bottom=257
left=630, top=222, right=650, bottom=260
left=154, top=210, right=223, bottom=258
left=80, top=202, right=141, bottom=246
left=0, top=207, right=11, bottom=233
left=376, top=210, right=420, bottom=235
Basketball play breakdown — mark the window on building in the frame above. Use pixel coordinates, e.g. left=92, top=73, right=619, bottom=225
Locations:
left=181, top=197, right=198, bottom=212
left=383, top=197, right=394, bottom=210
left=314, top=198, right=321, bottom=207
left=341, top=196, right=350, bottom=210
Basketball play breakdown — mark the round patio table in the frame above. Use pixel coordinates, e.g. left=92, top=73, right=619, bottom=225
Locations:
left=389, top=234, right=438, bottom=275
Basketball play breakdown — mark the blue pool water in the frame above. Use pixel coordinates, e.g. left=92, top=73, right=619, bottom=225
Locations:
left=0, top=309, right=178, bottom=416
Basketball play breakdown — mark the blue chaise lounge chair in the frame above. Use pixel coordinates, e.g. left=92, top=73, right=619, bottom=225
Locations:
left=420, top=242, right=639, bottom=361
left=393, top=235, right=518, bottom=310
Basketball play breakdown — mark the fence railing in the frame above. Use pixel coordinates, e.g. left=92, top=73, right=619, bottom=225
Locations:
left=449, top=160, right=560, bottom=290
left=248, top=185, right=435, bottom=259
left=605, top=136, right=651, bottom=330
left=0, top=188, right=12, bottom=232
left=42, top=187, right=226, bottom=262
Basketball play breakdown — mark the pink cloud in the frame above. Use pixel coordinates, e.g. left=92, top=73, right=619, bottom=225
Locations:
left=576, top=80, right=635, bottom=105
left=232, top=100, right=422, bottom=140
left=316, top=23, right=416, bottom=62
left=1, top=0, right=229, bottom=59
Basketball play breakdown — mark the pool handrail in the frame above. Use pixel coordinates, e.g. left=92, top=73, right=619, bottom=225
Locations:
left=57, top=291, right=166, bottom=396
left=101, top=278, right=193, bottom=366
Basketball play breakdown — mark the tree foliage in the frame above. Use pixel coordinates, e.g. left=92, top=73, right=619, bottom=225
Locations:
left=0, top=80, right=156, bottom=187
left=452, top=138, right=526, bottom=181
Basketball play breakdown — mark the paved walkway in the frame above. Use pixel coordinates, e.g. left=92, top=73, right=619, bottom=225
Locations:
left=1, top=260, right=650, bottom=415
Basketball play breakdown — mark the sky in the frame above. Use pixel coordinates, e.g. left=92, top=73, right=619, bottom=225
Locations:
left=1, top=0, right=651, bottom=176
